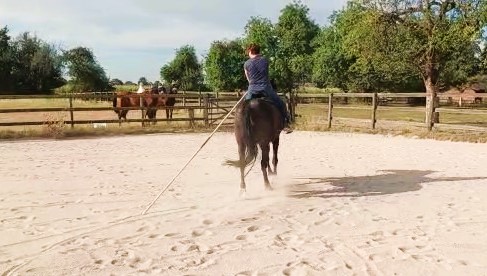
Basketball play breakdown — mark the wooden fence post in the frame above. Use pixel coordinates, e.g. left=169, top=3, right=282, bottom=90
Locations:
left=183, top=91, right=186, bottom=107
left=188, top=108, right=195, bottom=128
left=433, top=96, right=440, bottom=124
left=289, top=91, right=296, bottom=122
left=140, top=95, right=145, bottom=127
left=371, top=92, right=377, bottom=129
left=327, top=93, right=333, bottom=129
left=209, top=94, right=214, bottom=124
left=198, top=90, right=202, bottom=106
left=203, top=94, right=209, bottom=127
left=69, top=96, right=74, bottom=128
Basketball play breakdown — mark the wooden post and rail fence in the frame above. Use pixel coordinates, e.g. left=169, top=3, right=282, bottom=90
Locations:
left=0, top=92, right=486, bottom=131
left=309, top=92, right=487, bottom=131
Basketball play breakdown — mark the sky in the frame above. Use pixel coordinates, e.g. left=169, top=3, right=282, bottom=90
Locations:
left=0, top=0, right=347, bottom=83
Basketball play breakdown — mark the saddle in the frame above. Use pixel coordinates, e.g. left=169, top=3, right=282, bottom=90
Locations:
left=247, top=91, right=272, bottom=103
left=243, top=91, right=282, bottom=121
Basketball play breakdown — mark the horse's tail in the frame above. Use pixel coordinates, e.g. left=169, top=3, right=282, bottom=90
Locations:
left=224, top=102, right=257, bottom=168
left=242, top=104, right=258, bottom=167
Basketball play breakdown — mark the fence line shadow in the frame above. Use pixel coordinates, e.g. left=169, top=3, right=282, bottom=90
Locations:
left=289, top=170, right=487, bottom=199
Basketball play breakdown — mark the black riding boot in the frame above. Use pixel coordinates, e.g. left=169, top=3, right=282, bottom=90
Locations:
left=283, top=117, right=293, bottom=134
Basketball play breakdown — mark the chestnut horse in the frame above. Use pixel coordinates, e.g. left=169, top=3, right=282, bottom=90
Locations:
left=112, top=91, right=158, bottom=124
left=225, top=95, right=284, bottom=193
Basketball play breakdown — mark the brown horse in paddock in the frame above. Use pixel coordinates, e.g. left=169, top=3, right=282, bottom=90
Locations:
left=145, top=86, right=178, bottom=120
left=112, top=91, right=159, bottom=124
left=225, top=94, right=284, bottom=194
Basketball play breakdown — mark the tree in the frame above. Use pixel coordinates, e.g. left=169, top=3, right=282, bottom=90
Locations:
left=243, top=17, right=277, bottom=57
left=109, top=78, right=123, bottom=86
left=440, top=42, right=480, bottom=87
left=0, top=26, right=14, bottom=92
left=11, top=32, right=64, bottom=93
left=138, top=77, right=148, bottom=85
left=312, top=5, right=424, bottom=93
left=243, top=17, right=279, bottom=81
left=344, top=0, right=487, bottom=129
left=204, top=39, right=247, bottom=91
left=312, top=23, right=354, bottom=91
left=274, top=1, right=320, bottom=91
left=63, top=47, right=110, bottom=92
left=480, top=45, right=487, bottom=74
left=160, top=45, right=203, bottom=91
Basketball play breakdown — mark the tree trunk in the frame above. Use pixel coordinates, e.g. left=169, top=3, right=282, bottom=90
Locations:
left=423, top=52, right=440, bottom=131
left=424, top=77, right=437, bottom=131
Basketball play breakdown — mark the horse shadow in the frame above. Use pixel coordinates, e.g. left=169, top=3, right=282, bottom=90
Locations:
left=289, top=170, right=487, bottom=199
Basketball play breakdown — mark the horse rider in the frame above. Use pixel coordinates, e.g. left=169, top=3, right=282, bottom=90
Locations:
left=244, top=43, right=293, bottom=134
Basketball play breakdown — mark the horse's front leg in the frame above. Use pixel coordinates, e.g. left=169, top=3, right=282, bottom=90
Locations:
left=270, top=137, right=279, bottom=175
left=120, top=110, right=128, bottom=125
left=151, top=109, right=158, bottom=125
left=116, top=111, right=122, bottom=126
left=260, top=143, right=272, bottom=190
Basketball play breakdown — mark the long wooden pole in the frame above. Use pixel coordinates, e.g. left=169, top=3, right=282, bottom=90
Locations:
left=141, top=92, right=248, bottom=215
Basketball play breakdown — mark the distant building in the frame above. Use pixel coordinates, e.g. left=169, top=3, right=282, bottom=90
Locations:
left=439, top=83, right=486, bottom=106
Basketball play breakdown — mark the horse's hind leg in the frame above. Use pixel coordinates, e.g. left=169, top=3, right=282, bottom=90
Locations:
left=260, top=143, right=272, bottom=190
left=238, top=143, right=247, bottom=193
left=166, top=108, right=173, bottom=120
left=269, top=137, right=279, bottom=175
left=147, top=109, right=157, bottom=124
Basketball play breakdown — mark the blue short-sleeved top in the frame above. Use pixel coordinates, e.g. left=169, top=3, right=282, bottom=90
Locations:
left=244, top=55, right=269, bottom=92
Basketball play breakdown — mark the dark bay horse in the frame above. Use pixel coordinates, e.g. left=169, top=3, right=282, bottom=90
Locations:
left=165, top=87, right=177, bottom=119
left=146, top=86, right=177, bottom=120
left=226, top=96, right=284, bottom=193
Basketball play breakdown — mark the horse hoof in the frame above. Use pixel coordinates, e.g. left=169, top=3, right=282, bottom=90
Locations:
left=265, top=185, right=273, bottom=191
left=239, top=189, right=247, bottom=198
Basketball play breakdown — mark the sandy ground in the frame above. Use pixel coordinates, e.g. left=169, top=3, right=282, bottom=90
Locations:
left=1, top=131, right=487, bottom=276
